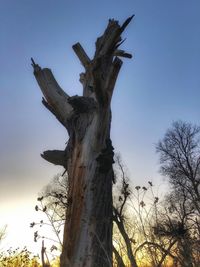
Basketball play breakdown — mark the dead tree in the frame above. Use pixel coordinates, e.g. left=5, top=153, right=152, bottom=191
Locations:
left=32, top=16, right=133, bottom=267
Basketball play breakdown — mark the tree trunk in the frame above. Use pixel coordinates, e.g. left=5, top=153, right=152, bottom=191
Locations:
left=32, top=16, right=133, bottom=267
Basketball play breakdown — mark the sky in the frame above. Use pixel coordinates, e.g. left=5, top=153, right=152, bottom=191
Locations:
left=1, top=0, right=200, bottom=256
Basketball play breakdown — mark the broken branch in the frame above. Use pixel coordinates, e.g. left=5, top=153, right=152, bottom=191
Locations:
left=114, top=50, right=132, bottom=58
left=72, top=43, right=91, bottom=68
left=32, top=59, right=73, bottom=125
left=95, top=16, right=134, bottom=57
left=120, top=15, right=134, bottom=33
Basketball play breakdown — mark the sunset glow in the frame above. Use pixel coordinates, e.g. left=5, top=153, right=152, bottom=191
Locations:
left=1, top=0, right=200, bottom=266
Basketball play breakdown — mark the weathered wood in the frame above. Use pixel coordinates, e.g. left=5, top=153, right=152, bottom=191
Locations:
left=72, top=42, right=91, bottom=68
left=33, top=16, right=133, bottom=267
left=95, top=15, right=134, bottom=58
left=32, top=62, right=73, bottom=123
left=120, top=15, right=134, bottom=33
left=95, top=20, right=121, bottom=57
left=105, top=57, right=123, bottom=100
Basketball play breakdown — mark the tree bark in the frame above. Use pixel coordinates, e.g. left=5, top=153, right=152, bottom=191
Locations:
left=32, top=16, right=133, bottom=267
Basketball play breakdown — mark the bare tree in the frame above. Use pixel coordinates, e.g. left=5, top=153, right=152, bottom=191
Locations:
left=30, top=174, right=67, bottom=254
left=113, top=155, right=138, bottom=267
left=153, top=193, right=197, bottom=267
left=32, top=16, right=133, bottom=267
left=32, top=160, right=184, bottom=266
left=156, top=121, right=200, bottom=214
left=156, top=120, right=200, bottom=266
left=112, top=156, right=174, bottom=267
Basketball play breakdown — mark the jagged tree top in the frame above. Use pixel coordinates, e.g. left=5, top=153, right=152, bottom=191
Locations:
left=31, top=16, right=134, bottom=127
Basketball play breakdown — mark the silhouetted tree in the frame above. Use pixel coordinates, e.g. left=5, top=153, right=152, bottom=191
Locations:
left=32, top=16, right=133, bottom=267
left=33, top=164, right=181, bottom=266
left=156, top=121, right=200, bottom=214
left=153, top=193, right=198, bottom=267
left=156, top=121, right=200, bottom=267
left=112, top=155, right=175, bottom=267
left=113, top=155, right=138, bottom=267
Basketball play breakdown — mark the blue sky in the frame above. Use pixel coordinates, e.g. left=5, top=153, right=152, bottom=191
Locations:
left=1, top=0, right=200, bottom=253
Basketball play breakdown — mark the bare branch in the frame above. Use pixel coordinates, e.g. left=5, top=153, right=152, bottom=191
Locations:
left=72, top=43, right=91, bottom=68
left=32, top=59, right=73, bottom=125
left=134, top=240, right=177, bottom=262
left=113, top=245, right=126, bottom=267
left=113, top=207, right=138, bottom=267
